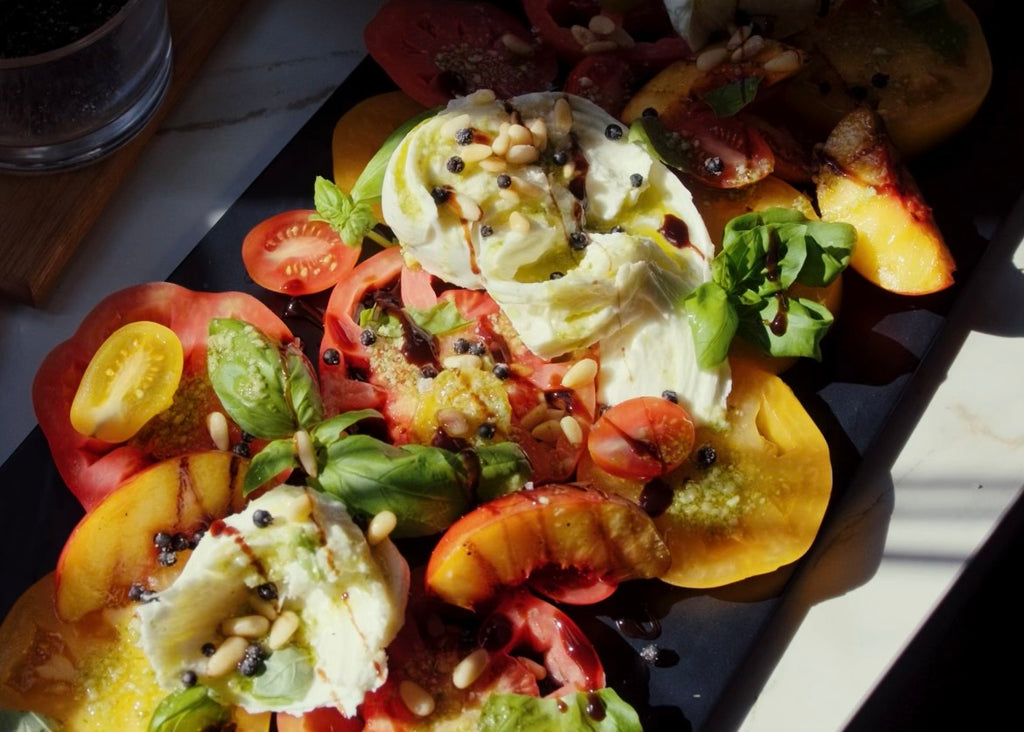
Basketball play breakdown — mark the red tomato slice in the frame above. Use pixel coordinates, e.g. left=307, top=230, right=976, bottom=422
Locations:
left=319, top=249, right=593, bottom=483
left=523, top=0, right=689, bottom=75
left=241, top=209, right=360, bottom=296
left=587, top=396, right=696, bottom=481
left=32, top=283, right=291, bottom=511
left=564, top=53, right=636, bottom=117
left=364, top=0, right=560, bottom=108
left=661, top=102, right=775, bottom=189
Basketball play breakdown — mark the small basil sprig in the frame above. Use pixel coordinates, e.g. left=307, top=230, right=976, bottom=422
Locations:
left=311, top=106, right=437, bottom=249
left=360, top=299, right=473, bottom=340
left=684, top=207, right=856, bottom=368
left=149, top=685, right=230, bottom=732
left=249, top=646, right=314, bottom=704
left=207, top=318, right=323, bottom=439
left=0, top=710, right=60, bottom=732
left=479, top=688, right=642, bottom=732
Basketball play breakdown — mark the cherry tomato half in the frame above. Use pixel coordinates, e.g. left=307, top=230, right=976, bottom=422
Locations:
left=587, top=396, right=695, bottom=481
left=241, top=210, right=360, bottom=296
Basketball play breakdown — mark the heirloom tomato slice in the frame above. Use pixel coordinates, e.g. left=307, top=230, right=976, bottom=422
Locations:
left=363, top=0, right=559, bottom=108
left=579, top=358, right=832, bottom=588
left=33, top=282, right=291, bottom=512
left=319, top=249, right=595, bottom=484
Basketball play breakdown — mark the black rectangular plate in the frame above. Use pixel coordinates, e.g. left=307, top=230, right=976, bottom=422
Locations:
left=3, top=5, right=1020, bottom=729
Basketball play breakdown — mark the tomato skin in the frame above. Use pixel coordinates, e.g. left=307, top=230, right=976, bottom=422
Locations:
left=564, top=53, right=636, bottom=117
left=587, top=396, right=696, bottom=481
left=242, top=210, right=360, bottom=296
left=364, top=0, right=559, bottom=108
left=33, top=283, right=291, bottom=511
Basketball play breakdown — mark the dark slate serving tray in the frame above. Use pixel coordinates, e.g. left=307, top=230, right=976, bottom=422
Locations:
left=3, top=4, right=1020, bottom=728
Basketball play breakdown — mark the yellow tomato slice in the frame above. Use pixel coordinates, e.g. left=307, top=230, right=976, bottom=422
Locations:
left=69, top=321, right=184, bottom=443
left=579, top=358, right=831, bottom=588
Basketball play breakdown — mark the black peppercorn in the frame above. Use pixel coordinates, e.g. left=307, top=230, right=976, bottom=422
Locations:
left=492, top=363, right=510, bottom=380
left=704, top=156, right=724, bottom=175
left=605, top=123, right=623, bottom=140
left=496, top=173, right=512, bottom=189
left=181, top=670, right=198, bottom=688
left=477, top=422, right=497, bottom=439
left=257, top=582, right=278, bottom=601
left=322, top=348, right=341, bottom=366
left=359, top=329, right=377, bottom=346
left=630, top=173, right=644, bottom=187
left=431, top=186, right=451, bottom=204
left=480, top=224, right=494, bottom=237
left=662, top=390, right=678, bottom=403
left=696, top=444, right=717, bottom=468
left=447, top=156, right=465, bottom=173
left=455, top=127, right=473, bottom=145
left=454, top=337, right=471, bottom=354
left=569, top=231, right=588, bottom=250
left=252, top=509, right=273, bottom=528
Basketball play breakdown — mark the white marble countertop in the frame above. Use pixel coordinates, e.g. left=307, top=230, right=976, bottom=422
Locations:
left=1, top=1, right=1022, bottom=729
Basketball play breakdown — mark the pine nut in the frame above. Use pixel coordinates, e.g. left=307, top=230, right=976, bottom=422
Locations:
left=452, top=649, right=490, bottom=689
left=527, top=118, right=548, bottom=151
left=206, top=636, right=249, bottom=677
left=562, top=161, right=576, bottom=179
left=583, top=40, right=619, bottom=54
left=250, top=596, right=278, bottom=621
left=220, top=614, right=271, bottom=638
left=727, top=25, right=751, bottom=51
left=399, top=680, right=435, bottom=717
left=506, top=144, right=539, bottom=165
left=206, top=412, right=230, bottom=451
left=436, top=408, right=471, bottom=437
left=453, top=193, right=482, bottom=222
left=468, top=88, right=496, bottom=105
left=553, top=98, right=573, bottom=134
left=512, top=176, right=545, bottom=198
left=295, top=429, right=318, bottom=478
left=588, top=14, right=616, bottom=36
left=282, top=490, right=313, bottom=522
left=442, top=354, right=483, bottom=371
left=560, top=358, right=598, bottom=389
left=560, top=415, right=584, bottom=446
left=478, top=157, right=507, bottom=173
left=501, top=33, right=534, bottom=56
left=531, top=419, right=563, bottom=443
left=268, top=610, right=300, bottom=650
left=507, top=123, right=533, bottom=146
left=508, top=211, right=531, bottom=234
left=366, top=510, right=398, bottom=546
left=509, top=362, right=533, bottom=378
left=608, top=26, right=635, bottom=49
left=491, top=131, right=511, bottom=157
left=764, top=49, right=802, bottom=73
left=441, top=113, right=471, bottom=139
left=498, top=188, right=521, bottom=205
left=696, top=46, right=729, bottom=72
left=571, top=24, right=597, bottom=47
left=520, top=402, right=551, bottom=431
left=741, top=35, right=765, bottom=60
left=461, top=143, right=493, bottom=164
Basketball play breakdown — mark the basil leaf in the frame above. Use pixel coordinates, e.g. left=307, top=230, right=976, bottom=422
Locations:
left=244, top=438, right=300, bottom=495
left=405, top=300, right=473, bottom=336
left=700, top=76, right=761, bottom=117
left=738, top=295, right=834, bottom=360
left=795, top=220, right=856, bottom=287
left=311, top=176, right=378, bottom=247
left=474, top=442, right=533, bottom=503
left=315, top=435, right=470, bottom=537
left=208, top=318, right=294, bottom=440
left=627, top=116, right=691, bottom=172
left=350, top=108, right=438, bottom=203
left=0, top=710, right=60, bottom=732
left=148, top=685, right=230, bottom=732
left=684, top=282, right=739, bottom=370
left=250, top=647, right=314, bottom=704
left=310, top=409, right=385, bottom=447
left=283, top=344, right=324, bottom=431
left=480, top=688, right=642, bottom=732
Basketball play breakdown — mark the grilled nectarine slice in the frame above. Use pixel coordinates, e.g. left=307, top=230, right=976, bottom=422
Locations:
left=55, top=451, right=248, bottom=622
left=816, top=107, right=955, bottom=295
left=425, top=484, right=670, bottom=609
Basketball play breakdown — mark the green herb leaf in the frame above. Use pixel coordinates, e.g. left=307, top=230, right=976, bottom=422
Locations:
left=700, top=76, right=762, bottom=117
left=473, top=442, right=533, bottom=503
left=148, top=685, right=230, bottom=732
left=310, top=409, right=385, bottom=447
left=405, top=300, right=473, bottom=336
left=244, top=438, right=301, bottom=495
left=350, top=108, right=438, bottom=204
left=684, top=282, right=739, bottom=370
left=0, top=710, right=60, bottom=732
left=283, top=344, right=324, bottom=431
left=314, top=434, right=470, bottom=537
left=738, top=295, right=834, bottom=360
left=686, top=208, right=854, bottom=367
left=250, top=647, right=315, bottom=704
left=480, top=688, right=643, bottom=732
left=311, top=176, right=378, bottom=247
left=207, top=318, right=295, bottom=440
left=627, top=116, right=690, bottom=172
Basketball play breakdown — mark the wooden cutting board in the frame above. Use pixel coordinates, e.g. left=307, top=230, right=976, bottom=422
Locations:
left=0, top=0, right=246, bottom=306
